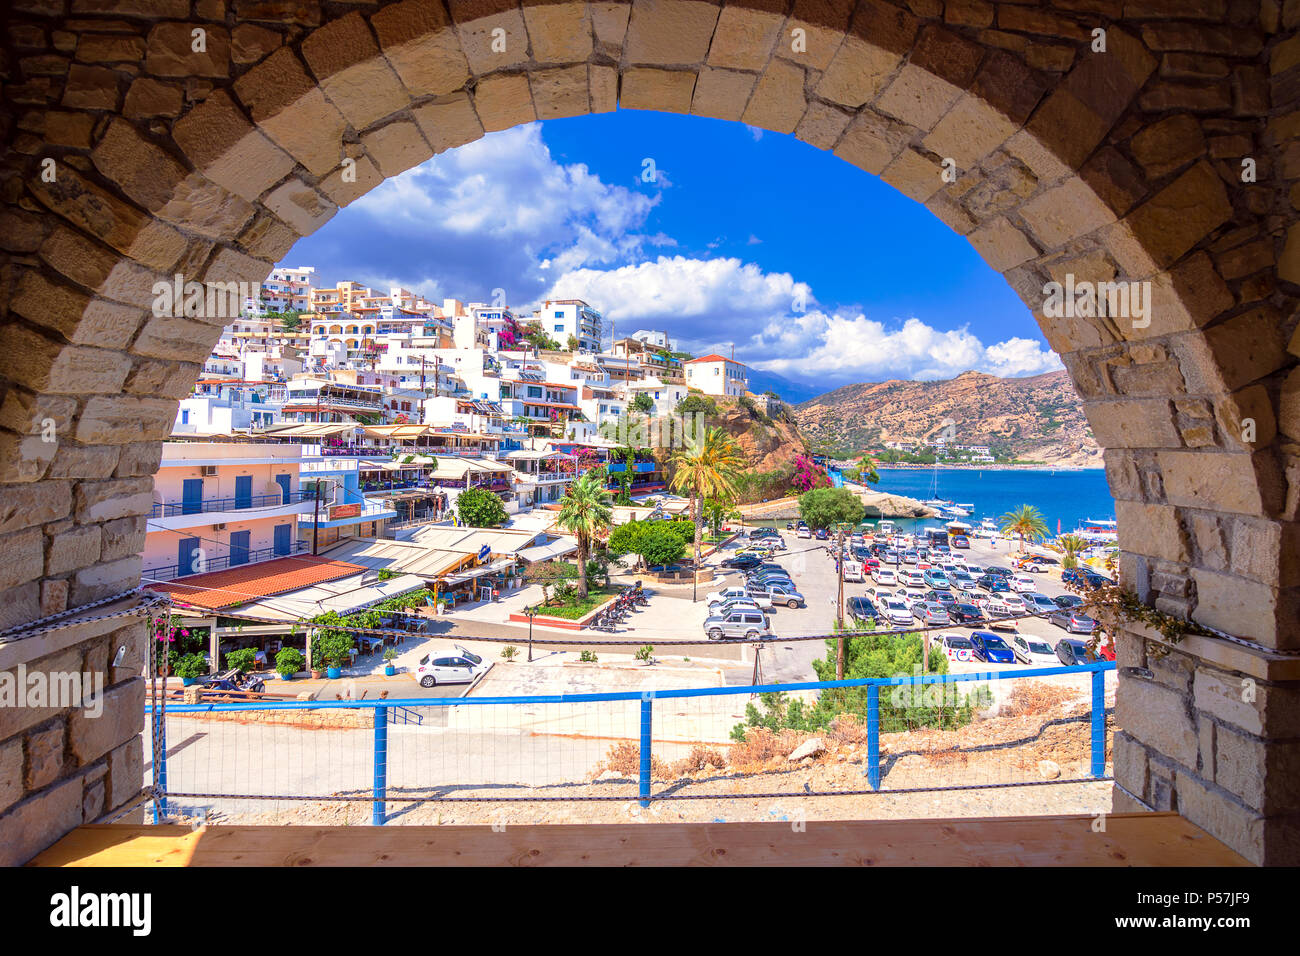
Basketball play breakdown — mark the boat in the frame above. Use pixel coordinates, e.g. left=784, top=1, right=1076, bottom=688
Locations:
left=979, top=517, right=997, bottom=531
left=1071, top=517, right=1118, bottom=544
left=954, top=503, right=974, bottom=512
left=938, top=505, right=970, bottom=518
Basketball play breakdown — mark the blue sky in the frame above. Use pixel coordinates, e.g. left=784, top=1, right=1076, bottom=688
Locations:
left=285, top=110, right=1060, bottom=401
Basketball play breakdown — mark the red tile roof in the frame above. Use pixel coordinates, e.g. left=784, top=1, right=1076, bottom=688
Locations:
left=685, top=354, right=738, bottom=364
left=145, top=555, right=365, bottom=610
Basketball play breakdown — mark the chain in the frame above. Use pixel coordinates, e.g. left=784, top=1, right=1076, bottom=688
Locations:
left=0, top=587, right=167, bottom=643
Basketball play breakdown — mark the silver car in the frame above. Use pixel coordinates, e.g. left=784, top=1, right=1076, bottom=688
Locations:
left=703, top=608, right=772, bottom=640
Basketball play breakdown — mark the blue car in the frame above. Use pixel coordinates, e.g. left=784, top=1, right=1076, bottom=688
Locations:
left=923, top=569, right=950, bottom=590
left=969, top=631, right=1016, bottom=664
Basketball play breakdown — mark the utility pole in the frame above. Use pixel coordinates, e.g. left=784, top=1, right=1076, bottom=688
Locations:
left=835, top=523, right=846, bottom=680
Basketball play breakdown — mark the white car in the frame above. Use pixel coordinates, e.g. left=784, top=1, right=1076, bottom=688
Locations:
left=872, top=568, right=898, bottom=586
left=1001, top=593, right=1027, bottom=614
left=1011, top=634, right=1058, bottom=665
left=707, top=586, right=773, bottom=609
left=898, top=569, right=926, bottom=588
left=933, top=633, right=976, bottom=663
left=796, top=527, right=812, bottom=539
left=949, top=571, right=978, bottom=591
left=881, top=597, right=913, bottom=627
left=413, top=646, right=489, bottom=687
left=1009, top=574, right=1037, bottom=593
left=842, top=560, right=866, bottom=583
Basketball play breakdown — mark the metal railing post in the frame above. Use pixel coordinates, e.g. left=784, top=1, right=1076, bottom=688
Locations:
left=153, top=707, right=169, bottom=823
left=639, top=695, right=653, bottom=809
left=373, top=705, right=388, bottom=825
left=1090, top=666, right=1106, bottom=778
left=866, top=682, right=881, bottom=791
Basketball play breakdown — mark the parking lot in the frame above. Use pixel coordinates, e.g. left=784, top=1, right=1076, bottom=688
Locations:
left=700, top=526, right=1108, bottom=684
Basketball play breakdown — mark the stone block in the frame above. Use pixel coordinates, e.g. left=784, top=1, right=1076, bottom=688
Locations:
left=624, top=0, right=719, bottom=64
left=473, top=72, right=536, bottom=131
left=691, top=66, right=755, bottom=122
left=372, top=0, right=470, bottom=96
left=359, top=120, right=432, bottom=178
left=621, top=67, right=695, bottom=113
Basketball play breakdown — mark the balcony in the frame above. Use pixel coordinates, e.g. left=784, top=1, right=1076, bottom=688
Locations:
left=140, top=539, right=310, bottom=582
left=151, top=489, right=313, bottom=518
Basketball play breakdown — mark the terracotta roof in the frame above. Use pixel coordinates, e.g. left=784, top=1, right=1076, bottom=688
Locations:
left=685, top=354, right=739, bottom=364
left=145, top=555, right=366, bottom=610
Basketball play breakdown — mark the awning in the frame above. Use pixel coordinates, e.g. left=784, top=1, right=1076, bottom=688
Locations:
left=516, top=539, right=578, bottom=563
left=438, top=558, right=517, bottom=586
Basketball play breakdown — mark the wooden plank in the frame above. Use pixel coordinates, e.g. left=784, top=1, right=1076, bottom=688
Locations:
left=29, top=813, right=1251, bottom=867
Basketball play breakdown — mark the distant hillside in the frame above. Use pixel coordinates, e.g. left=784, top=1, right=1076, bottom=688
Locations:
left=793, top=370, right=1100, bottom=467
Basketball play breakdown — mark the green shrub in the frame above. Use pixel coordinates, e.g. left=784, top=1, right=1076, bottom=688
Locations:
left=635, top=645, right=654, bottom=663
left=579, top=649, right=599, bottom=663
left=174, top=653, right=207, bottom=680
left=274, top=647, right=305, bottom=677
left=502, top=645, right=519, bottom=661
left=225, top=648, right=257, bottom=673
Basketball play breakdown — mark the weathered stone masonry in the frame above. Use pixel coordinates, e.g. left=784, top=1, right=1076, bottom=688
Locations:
left=0, top=0, right=1297, bottom=862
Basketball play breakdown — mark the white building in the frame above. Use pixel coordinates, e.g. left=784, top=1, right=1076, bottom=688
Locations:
left=535, top=299, right=602, bottom=352
left=683, top=354, right=748, bottom=398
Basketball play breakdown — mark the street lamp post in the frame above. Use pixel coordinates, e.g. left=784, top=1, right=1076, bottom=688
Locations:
left=525, top=606, right=536, bottom=662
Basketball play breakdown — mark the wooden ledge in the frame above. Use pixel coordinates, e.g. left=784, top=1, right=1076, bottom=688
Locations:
left=29, top=812, right=1250, bottom=867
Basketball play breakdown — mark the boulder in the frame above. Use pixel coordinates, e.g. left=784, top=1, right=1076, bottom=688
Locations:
left=1037, top=759, right=1062, bottom=780
left=788, top=737, right=827, bottom=762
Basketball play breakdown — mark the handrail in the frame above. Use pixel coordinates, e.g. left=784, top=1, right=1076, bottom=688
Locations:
left=152, top=489, right=313, bottom=518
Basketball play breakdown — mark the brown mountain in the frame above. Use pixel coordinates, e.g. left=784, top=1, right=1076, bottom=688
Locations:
left=792, top=369, right=1100, bottom=467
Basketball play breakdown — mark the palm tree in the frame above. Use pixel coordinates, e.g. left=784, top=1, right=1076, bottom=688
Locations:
left=1000, top=504, right=1049, bottom=553
left=671, top=426, right=745, bottom=582
left=1057, top=533, right=1089, bottom=570
left=555, top=470, right=613, bottom=600
left=856, top=453, right=880, bottom=485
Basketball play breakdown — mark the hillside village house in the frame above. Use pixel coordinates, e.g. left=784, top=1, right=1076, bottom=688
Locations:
left=142, top=443, right=316, bottom=581
left=684, top=354, right=749, bottom=397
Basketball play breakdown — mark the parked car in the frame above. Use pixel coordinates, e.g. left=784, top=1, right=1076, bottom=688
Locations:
left=933, top=633, right=976, bottom=662
left=969, top=631, right=1015, bottom=664
left=1008, top=574, right=1038, bottom=593
left=1021, top=592, right=1058, bottom=615
left=902, top=550, right=920, bottom=565
left=746, top=571, right=794, bottom=590
left=977, top=573, right=1012, bottom=593
left=898, top=569, right=927, bottom=588
left=796, top=527, right=812, bottom=539
left=984, top=566, right=1014, bottom=578
left=1055, top=638, right=1093, bottom=665
left=815, top=528, right=829, bottom=540
left=1011, top=634, right=1058, bottom=665
left=841, top=560, right=866, bottom=583
left=710, top=597, right=764, bottom=617
left=1062, top=568, right=1111, bottom=589
left=951, top=535, right=970, bottom=549
left=847, top=596, right=878, bottom=624
left=1014, top=553, right=1060, bottom=573
left=880, top=597, right=914, bottom=627
left=755, top=582, right=806, bottom=608
left=947, top=602, right=985, bottom=625
left=721, top=554, right=763, bottom=571
left=704, top=608, right=772, bottom=641
left=707, top=586, right=773, bottom=609
left=913, top=602, right=951, bottom=626
left=872, top=567, right=898, bottom=586
left=1053, top=594, right=1084, bottom=609
left=413, top=647, right=489, bottom=687
left=949, top=571, right=978, bottom=592
left=924, top=589, right=957, bottom=607
left=922, top=569, right=951, bottom=590
left=1050, top=607, right=1098, bottom=633
left=1001, top=593, right=1027, bottom=614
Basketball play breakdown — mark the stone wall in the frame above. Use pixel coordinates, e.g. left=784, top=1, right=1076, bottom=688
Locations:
left=0, top=0, right=1296, bottom=862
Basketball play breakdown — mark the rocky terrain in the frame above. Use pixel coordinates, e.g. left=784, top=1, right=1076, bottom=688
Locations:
left=713, top=396, right=809, bottom=472
left=794, top=370, right=1101, bottom=467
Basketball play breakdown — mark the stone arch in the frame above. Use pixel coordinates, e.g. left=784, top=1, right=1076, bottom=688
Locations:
left=0, top=0, right=1297, bottom=863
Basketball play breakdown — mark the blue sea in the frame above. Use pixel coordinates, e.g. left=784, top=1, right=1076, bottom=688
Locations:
left=868, top=467, right=1115, bottom=536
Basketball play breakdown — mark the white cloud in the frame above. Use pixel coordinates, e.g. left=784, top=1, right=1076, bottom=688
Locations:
left=543, top=255, right=1060, bottom=384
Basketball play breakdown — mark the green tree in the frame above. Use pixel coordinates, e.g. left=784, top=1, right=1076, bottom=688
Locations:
left=607, top=520, right=648, bottom=560
left=856, top=453, right=880, bottom=485
left=631, top=392, right=654, bottom=414
left=637, top=522, right=687, bottom=568
left=555, top=471, right=614, bottom=600
left=702, top=498, right=742, bottom=537
left=1000, top=504, right=1049, bottom=553
left=1057, top=533, right=1089, bottom=570
left=457, top=487, right=508, bottom=528
left=566, top=334, right=580, bottom=351
left=797, top=486, right=866, bottom=530
left=675, top=393, right=718, bottom=418
left=671, top=426, right=744, bottom=582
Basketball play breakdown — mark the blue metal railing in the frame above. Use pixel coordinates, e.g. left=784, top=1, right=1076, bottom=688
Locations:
left=152, top=489, right=312, bottom=518
left=141, top=540, right=310, bottom=581
left=151, top=662, right=1115, bottom=825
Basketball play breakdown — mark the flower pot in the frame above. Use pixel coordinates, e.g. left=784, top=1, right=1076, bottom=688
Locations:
left=181, top=677, right=197, bottom=687
left=326, top=666, right=342, bottom=679
left=279, top=672, right=294, bottom=682
left=384, top=665, right=396, bottom=676
left=310, top=669, right=323, bottom=679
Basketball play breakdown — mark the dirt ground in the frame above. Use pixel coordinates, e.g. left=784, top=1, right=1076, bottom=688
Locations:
left=169, top=680, right=1114, bottom=828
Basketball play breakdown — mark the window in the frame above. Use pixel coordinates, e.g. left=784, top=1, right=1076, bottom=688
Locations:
left=180, top=410, right=189, bottom=424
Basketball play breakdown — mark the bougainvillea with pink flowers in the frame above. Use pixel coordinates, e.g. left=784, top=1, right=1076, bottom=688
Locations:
left=792, top=454, right=831, bottom=492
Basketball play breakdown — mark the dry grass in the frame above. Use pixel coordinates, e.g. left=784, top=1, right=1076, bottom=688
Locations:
left=669, top=745, right=729, bottom=776
left=997, top=681, right=1080, bottom=718
left=594, top=741, right=672, bottom=780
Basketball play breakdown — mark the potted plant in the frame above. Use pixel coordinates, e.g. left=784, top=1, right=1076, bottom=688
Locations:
left=315, top=628, right=355, bottom=680
left=174, top=653, right=206, bottom=686
left=225, top=648, right=257, bottom=674
left=382, top=648, right=398, bottom=676
left=275, top=647, right=305, bottom=681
